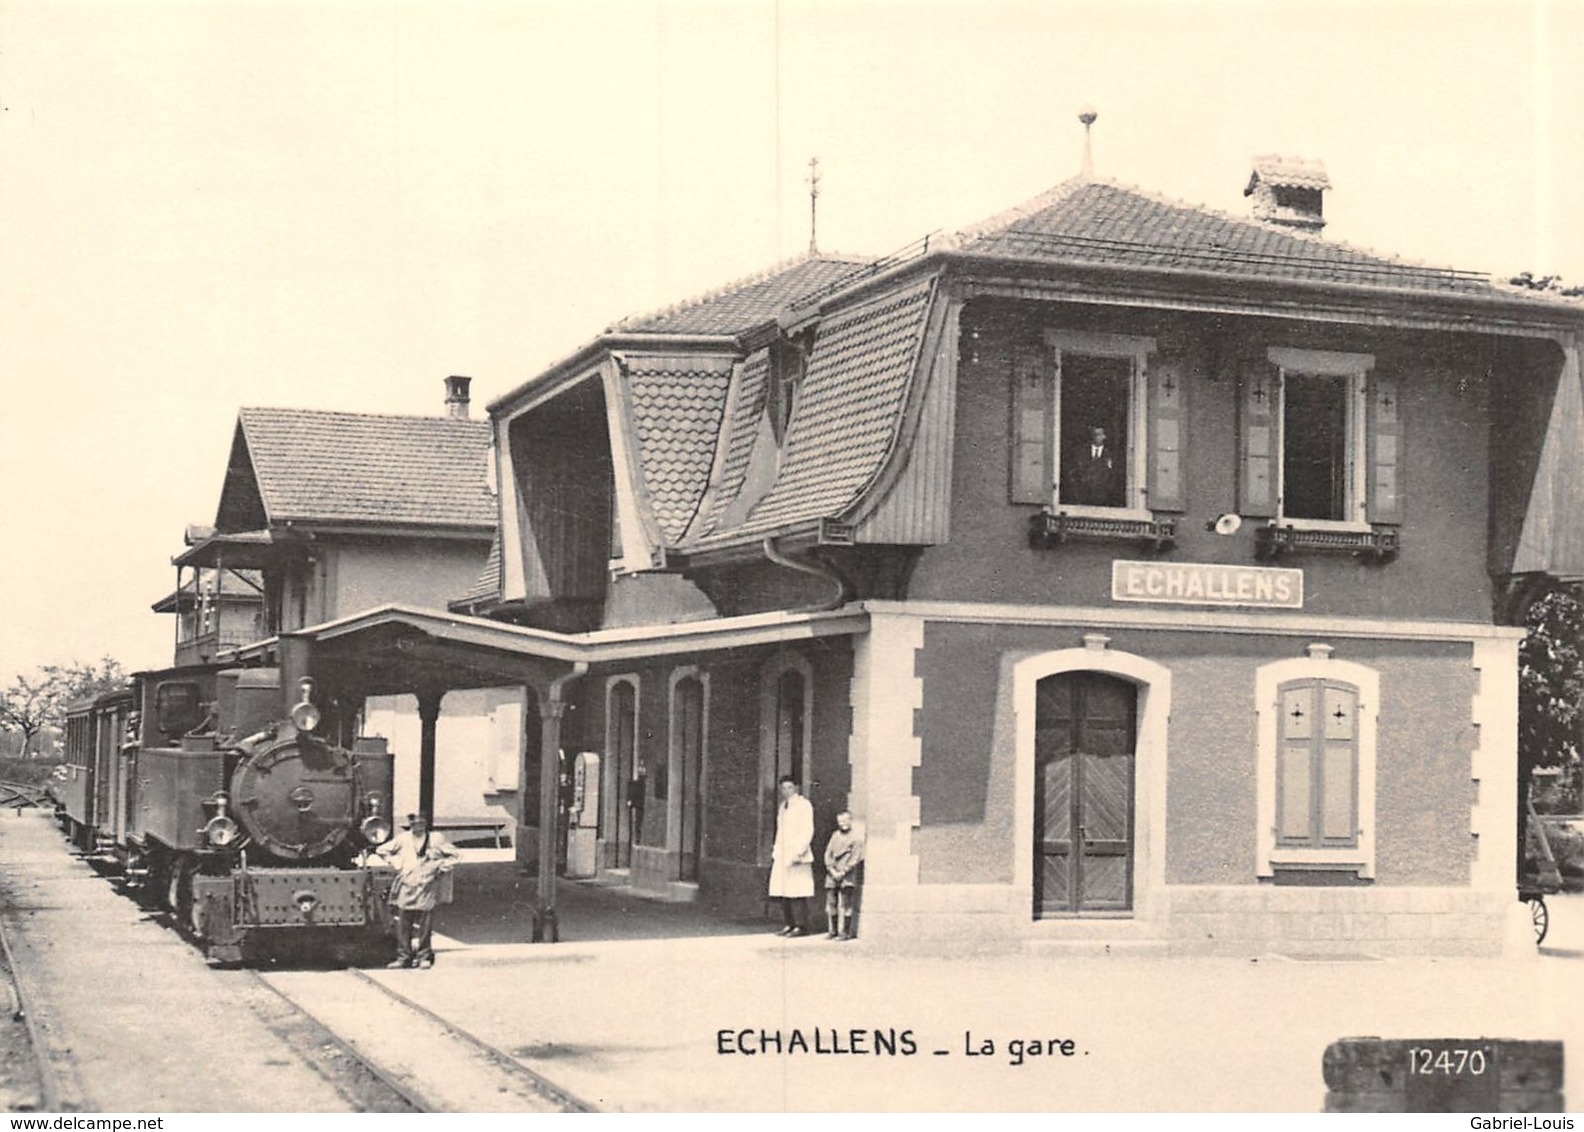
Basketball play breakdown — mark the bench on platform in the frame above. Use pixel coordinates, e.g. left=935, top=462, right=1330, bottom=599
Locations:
left=432, top=814, right=512, bottom=849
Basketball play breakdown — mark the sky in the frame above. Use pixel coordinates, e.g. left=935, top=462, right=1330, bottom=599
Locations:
left=1, top=0, right=1580, bottom=676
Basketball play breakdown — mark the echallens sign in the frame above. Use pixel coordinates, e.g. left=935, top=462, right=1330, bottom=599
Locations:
left=1111, top=560, right=1304, bottom=609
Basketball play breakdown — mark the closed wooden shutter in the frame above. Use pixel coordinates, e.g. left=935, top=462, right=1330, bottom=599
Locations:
left=1277, top=678, right=1360, bottom=849
left=1009, top=341, right=1053, bottom=504
left=1366, top=371, right=1402, bottom=525
left=1147, top=355, right=1188, bottom=513
left=1239, top=360, right=1278, bottom=518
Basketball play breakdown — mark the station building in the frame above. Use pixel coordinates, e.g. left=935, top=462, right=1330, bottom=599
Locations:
left=295, top=160, right=1584, bottom=955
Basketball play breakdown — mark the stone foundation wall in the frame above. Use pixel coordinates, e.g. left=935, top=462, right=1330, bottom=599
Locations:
left=850, top=882, right=1509, bottom=957
left=1165, top=886, right=1509, bottom=957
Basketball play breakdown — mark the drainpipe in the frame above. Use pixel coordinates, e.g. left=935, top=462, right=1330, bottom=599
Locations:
left=534, top=661, right=588, bottom=942
left=762, top=537, right=849, bottom=612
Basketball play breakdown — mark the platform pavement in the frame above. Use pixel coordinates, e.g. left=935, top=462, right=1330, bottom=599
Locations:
left=391, top=861, right=1584, bottom=1112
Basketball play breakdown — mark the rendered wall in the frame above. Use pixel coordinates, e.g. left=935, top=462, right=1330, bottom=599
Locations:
left=910, top=299, right=1495, bottom=622
left=363, top=686, right=525, bottom=826
left=912, top=621, right=1478, bottom=889
left=329, top=536, right=490, bottom=620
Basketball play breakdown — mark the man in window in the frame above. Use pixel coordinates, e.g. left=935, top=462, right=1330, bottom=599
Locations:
left=1063, top=424, right=1123, bottom=507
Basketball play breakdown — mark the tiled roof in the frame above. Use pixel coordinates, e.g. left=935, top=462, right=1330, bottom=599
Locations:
left=151, top=569, right=264, bottom=613
left=685, top=275, right=937, bottom=547
left=610, top=253, right=875, bottom=336
left=1247, top=155, right=1331, bottom=191
left=451, top=533, right=502, bottom=610
left=694, top=348, right=771, bottom=536
left=953, top=177, right=1510, bottom=297
left=238, top=408, right=495, bottom=529
left=622, top=355, right=736, bottom=542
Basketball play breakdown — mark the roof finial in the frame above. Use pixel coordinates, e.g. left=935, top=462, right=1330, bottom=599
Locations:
left=807, top=156, right=821, bottom=254
left=1078, top=104, right=1098, bottom=179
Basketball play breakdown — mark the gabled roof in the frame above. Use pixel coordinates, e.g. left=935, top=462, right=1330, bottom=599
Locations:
left=952, top=176, right=1523, bottom=298
left=609, top=253, right=874, bottom=336
left=225, top=408, right=495, bottom=532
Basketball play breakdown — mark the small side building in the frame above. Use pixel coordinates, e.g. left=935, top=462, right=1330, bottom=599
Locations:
left=158, top=378, right=521, bottom=829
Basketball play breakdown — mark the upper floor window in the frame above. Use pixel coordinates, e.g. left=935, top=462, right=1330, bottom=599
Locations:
left=1011, top=331, right=1175, bottom=517
left=1243, top=347, right=1401, bottom=530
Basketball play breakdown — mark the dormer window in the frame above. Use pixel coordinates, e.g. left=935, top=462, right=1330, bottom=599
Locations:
left=768, top=336, right=810, bottom=445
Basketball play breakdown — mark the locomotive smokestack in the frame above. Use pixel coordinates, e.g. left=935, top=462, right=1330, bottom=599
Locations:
left=277, top=633, right=315, bottom=721
left=444, top=375, right=472, bottom=419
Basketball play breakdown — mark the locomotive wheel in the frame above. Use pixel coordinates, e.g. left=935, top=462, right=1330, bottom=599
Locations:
left=1529, top=896, right=1549, bottom=946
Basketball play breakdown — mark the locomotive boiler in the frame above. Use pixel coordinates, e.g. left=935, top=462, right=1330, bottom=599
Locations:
left=61, top=662, right=398, bottom=964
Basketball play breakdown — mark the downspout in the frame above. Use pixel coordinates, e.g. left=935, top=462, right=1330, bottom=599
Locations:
left=762, top=536, right=850, bottom=612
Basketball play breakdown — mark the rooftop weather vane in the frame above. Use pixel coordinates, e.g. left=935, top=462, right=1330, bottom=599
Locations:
left=807, top=156, right=821, bottom=254
left=1079, top=104, right=1097, bottom=178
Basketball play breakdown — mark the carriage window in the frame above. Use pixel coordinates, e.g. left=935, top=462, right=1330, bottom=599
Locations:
left=154, top=682, right=204, bottom=739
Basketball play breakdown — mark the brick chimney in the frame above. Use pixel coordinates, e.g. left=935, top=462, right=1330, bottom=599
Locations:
left=1245, top=155, right=1330, bottom=234
left=444, top=375, right=472, bottom=419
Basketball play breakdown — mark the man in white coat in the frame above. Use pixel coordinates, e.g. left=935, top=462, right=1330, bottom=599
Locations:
left=768, top=774, right=814, bottom=936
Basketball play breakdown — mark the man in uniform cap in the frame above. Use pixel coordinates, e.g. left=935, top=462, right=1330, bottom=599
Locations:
left=376, top=812, right=459, bottom=968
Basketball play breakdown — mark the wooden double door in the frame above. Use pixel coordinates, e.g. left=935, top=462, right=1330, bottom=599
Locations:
left=1033, top=671, right=1137, bottom=916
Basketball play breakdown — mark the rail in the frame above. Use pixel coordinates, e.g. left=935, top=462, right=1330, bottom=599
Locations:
left=0, top=781, right=51, bottom=811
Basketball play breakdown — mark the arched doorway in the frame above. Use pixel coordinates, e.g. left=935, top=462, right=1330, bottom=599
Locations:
left=1033, top=670, right=1137, bottom=916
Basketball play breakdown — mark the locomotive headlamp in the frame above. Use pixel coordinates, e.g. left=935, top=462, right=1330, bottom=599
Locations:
left=290, top=678, right=321, bottom=734
left=360, top=815, right=393, bottom=845
left=204, top=815, right=240, bottom=847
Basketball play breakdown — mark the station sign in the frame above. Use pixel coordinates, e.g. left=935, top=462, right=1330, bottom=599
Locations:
left=1111, top=560, right=1303, bottom=609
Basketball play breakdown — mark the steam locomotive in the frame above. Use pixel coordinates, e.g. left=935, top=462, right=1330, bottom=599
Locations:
left=57, top=662, right=398, bottom=964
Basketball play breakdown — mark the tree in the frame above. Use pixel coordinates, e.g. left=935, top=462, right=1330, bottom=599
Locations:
left=50, top=656, right=130, bottom=705
left=0, top=657, right=130, bottom=759
left=1507, top=272, right=1584, bottom=298
left=1520, top=585, right=1584, bottom=778
left=0, top=670, right=64, bottom=758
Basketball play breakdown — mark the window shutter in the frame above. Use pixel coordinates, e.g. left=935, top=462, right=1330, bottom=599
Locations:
left=1146, top=355, right=1188, bottom=512
left=1366, top=371, right=1402, bottom=525
left=1009, top=341, right=1052, bottom=504
left=1239, top=361, right=1278, bottom=518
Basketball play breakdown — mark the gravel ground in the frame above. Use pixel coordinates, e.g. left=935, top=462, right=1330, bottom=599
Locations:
left=0, top=810, right=399, bottom=1111
left=0, top=943, right=44, bottom=1111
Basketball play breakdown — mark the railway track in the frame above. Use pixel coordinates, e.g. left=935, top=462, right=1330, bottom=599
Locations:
left=0, top=898, right=68, bottom=1112
left=0, top=809, right=583, bottom=1113
left=257, top=967, right=589, bottom=1113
